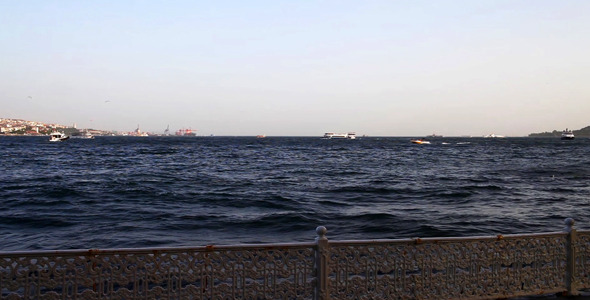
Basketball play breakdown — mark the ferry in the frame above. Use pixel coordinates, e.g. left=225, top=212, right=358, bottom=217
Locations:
left=561, top=129, right=575, bottom=140
left=49, top=131, right=69, bottom=142
left=71, top=130, right=94, bottom=139
left=323, top=132, right=356, bottom=139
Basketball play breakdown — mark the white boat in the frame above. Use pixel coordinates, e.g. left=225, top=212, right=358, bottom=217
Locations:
left=411, top=139, right=431, bottom=145
left=49, top=131, right=69, bottom=142
left=484, top=133, right=505, bottom=138
left=561, top=129, right=575, bottom=140
left=323, top=132, right=356, bottom=139
left=71, top=130, right=94, bottom=139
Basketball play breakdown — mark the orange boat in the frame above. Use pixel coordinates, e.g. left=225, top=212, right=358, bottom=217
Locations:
left=411, top=139, right=431, bottom=145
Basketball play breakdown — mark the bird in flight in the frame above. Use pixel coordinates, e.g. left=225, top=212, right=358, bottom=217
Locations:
left=105, top=100, right=111, bottom=103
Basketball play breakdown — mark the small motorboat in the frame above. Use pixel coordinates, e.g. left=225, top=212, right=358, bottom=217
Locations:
left=49, top=131, right=69, bottom=142
left=411, top=139, right=431, bottom=145
left=561, top=129, right=575, bottom=140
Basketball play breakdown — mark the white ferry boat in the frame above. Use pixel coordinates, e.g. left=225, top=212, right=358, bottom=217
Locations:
left=49, top=131, right=69, bottom=142
left=323, top=132, right=356, bottom=139
left=71, top=130, right=94, bottom=139
left=561, top=129, right=575, bottom=140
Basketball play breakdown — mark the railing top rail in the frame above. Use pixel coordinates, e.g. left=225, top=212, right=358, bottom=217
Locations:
left=329, top=231, right=567, bottom=246
left=2, top=230, right=572, bottom=256
left=0, top=241, right=316, bottom=257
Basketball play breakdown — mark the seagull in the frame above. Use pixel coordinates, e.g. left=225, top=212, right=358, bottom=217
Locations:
left=105, top=100, right=111, bottom=103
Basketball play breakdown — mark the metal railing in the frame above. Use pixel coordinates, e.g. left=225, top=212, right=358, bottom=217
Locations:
left=1, top=218, right=588, bottom=299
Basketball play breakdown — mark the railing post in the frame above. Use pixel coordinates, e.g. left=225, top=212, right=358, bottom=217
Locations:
left=314, top=226, right=330, bottom=300
left=564, top=217, right=579, bottom=296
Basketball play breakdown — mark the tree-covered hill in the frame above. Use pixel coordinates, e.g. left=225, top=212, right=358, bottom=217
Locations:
left=529, top=126, right=590, bottom=137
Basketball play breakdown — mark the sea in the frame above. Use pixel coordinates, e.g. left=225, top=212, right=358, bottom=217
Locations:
left=1, top=136, right=589, bottom=251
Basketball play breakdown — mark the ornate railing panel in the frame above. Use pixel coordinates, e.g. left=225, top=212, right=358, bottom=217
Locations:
left=326, top=233, right=567, bottom=300
left=2, top=218, right=590, bottom=299
left=574, top=230, right=590, bottom=289
left=0, top=243, right=316, bottom=299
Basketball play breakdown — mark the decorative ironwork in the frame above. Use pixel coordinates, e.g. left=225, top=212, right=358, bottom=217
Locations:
left=0, top=244, right=315, bottom=299
left=574, top=230, right=590, bottom=288
left=327, top=234, right=567, bottom=300
left=2, top=218, right=590, bottom=299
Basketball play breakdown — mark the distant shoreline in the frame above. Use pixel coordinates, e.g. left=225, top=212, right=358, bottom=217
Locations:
left=1, top=134, right=579, bottom=138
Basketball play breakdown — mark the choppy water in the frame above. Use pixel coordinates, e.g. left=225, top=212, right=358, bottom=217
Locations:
left=1, top=136, right=589, bottom=251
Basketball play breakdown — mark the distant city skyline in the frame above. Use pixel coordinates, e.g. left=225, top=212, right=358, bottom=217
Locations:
left=0, top=116, right=587, bottom=138
left=2, top=1, right=589, bottom=136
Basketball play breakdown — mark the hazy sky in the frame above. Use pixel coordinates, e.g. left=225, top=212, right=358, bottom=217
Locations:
left=2, top=1, right=589, bottom=136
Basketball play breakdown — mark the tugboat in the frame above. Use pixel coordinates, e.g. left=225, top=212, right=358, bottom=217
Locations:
left=49, top=131, right=69, bottom=142
left=561, top=129, right=575, bottom=140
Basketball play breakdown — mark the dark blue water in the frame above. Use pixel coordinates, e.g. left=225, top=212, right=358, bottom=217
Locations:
left=1, top=136, right=589, bottom=251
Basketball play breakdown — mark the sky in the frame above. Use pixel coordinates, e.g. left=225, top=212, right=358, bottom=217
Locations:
left=1, top=1, right=589, bottom=136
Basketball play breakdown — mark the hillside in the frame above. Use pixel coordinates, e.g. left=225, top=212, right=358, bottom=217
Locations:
left=529, top=126, right=590, bottom=137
